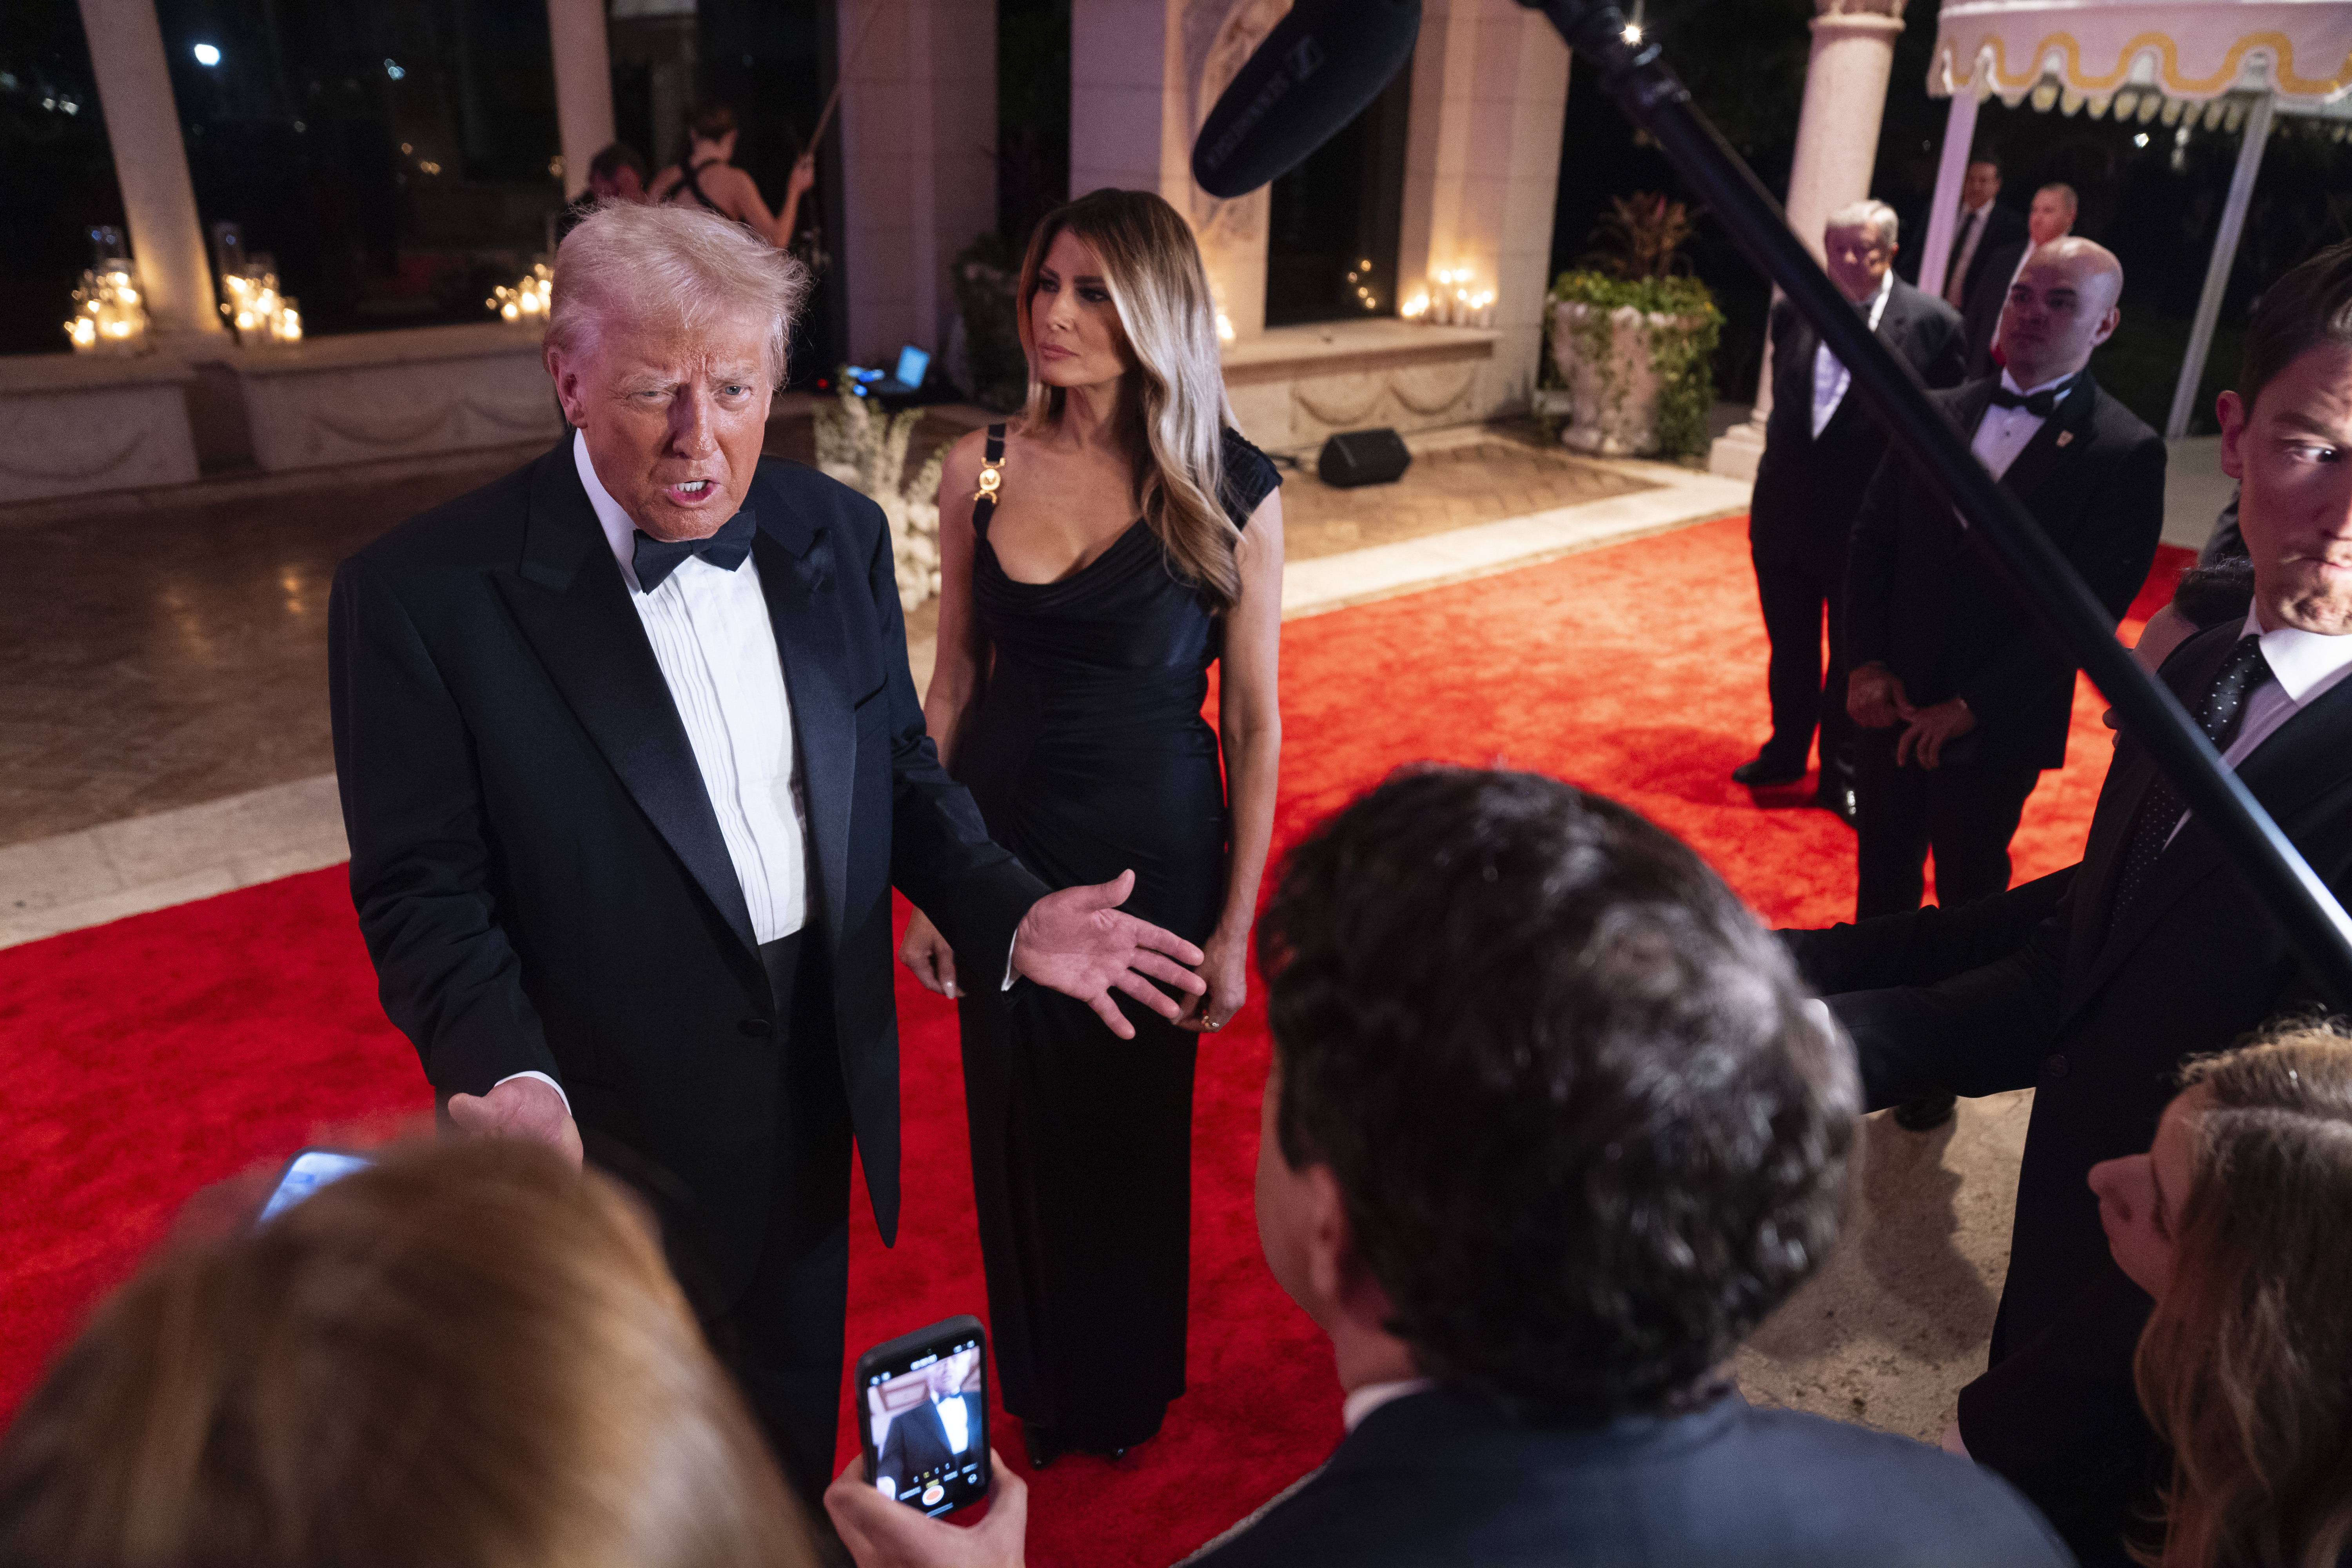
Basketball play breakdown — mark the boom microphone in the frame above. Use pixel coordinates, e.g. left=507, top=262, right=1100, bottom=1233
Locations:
left=1191, top=0, right=1421, bottom=199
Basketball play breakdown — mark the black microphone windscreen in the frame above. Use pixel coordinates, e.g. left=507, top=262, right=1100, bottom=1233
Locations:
left=1190, top=0, right=1421, bottom=200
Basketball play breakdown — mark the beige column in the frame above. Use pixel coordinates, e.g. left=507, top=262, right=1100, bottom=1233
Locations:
left=1396, top=0, right=1570, bottom=412
left=546, top=0, right=617, bottom=202
left=75, top=0, right=221, bottom=339
left=837, top=0, right=998, bottom=367
left=1707, top=0, right=1904, bottom=479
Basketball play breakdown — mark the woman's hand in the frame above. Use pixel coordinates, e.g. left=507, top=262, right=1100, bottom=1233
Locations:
left=900, top=909, right=960, bottom=999
left=1176, top=926, right=1249, bottom=1034
left=787, top=152, right=817, bottom=198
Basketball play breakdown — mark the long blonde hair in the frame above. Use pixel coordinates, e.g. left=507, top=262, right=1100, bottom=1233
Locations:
left=1016, top=188, right=1243, bottom=610
left=0, top=1140, right=815, bottom=1568
left=2134, top=1020, right=2352, bottom=1568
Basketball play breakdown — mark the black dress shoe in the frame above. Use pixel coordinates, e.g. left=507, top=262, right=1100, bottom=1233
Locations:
left=1815, top=778, right=1858, bottom=828
left=1731, top=753, right=1807, bottom=787
left=1892, top=1094, right=1958, bottom=1131
left=1022, top=1421, right=1060, bottom=1470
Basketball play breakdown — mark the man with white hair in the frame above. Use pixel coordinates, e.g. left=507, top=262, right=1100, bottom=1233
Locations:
left=327, top=201, right=1205, bottom=1503
left=1739, top=198, right=1965, bottom=822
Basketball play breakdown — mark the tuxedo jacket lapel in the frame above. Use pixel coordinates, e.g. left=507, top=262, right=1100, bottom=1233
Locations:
left=494, top=445, right=759, bottom=954
left=1988, top=375, right=2097, bottom=511
left=752, top=487, right=854, bottom=950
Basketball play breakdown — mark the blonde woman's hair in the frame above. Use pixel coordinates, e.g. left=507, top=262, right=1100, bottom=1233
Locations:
left=550, top=199, right=811, bottom=385
left=0, top=1140, right=817, bottom=1568
left=2133, top=1019, right=2352, bottom=1568
left=1017, top=188, right=1244, bottom=610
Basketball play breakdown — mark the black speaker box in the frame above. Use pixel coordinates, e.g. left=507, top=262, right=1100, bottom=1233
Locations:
left=1316, top=427, right=1412, bottom=488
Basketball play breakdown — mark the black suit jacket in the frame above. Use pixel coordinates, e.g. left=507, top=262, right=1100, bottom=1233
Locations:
left=1947, top=201, right=2026, bottom=309
left=1195, top=1387, right=2070, bottom=1567
left=1749, top=278, right=1966, bottom=577
left=1845, top=374, right=2165, bottom=770
left=328, top=439, right=1046, bottom=1300
left=1962, top=235, right=2031, bottom=377
left=877, top=1394, right=976, bottom=1488
left=1827, top=622, right=2352, bottom=1353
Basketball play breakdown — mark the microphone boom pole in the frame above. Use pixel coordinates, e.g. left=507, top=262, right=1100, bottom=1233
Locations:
left=1513, top=0, right=2352, bottom=1004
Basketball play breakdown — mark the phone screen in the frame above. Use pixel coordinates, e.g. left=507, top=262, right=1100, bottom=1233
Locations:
left=256, top=1149, right=373, bottom=1227
left=859, top=1324, right=988, bottom=1516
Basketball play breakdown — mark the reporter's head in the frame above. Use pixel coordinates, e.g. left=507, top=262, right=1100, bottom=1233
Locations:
left=1254, top=767, right=1856, bottom=1421
left=0, top=1140, right=815, bottom=1568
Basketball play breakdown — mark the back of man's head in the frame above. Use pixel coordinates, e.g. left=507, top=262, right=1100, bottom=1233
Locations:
left=1257, top=768, right=1856, bottom=1421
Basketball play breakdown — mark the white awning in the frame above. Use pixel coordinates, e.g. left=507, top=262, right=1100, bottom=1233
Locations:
left=1929, top=1, right=2352, bottom=105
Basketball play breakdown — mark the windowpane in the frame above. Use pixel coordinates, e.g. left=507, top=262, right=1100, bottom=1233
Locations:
left=1264, top=60, right=1412, bottom=328
left=152, top=0, right=565, bottom=338
left=0, top=0, right=130, bottom=356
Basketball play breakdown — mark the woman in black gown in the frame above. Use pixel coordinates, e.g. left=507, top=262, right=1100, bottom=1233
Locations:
left=899, top=189, right=1284, bottom=1462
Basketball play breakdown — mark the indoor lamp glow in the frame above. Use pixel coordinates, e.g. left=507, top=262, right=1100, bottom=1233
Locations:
left=64, top=266, right=150, bottom=355
left=488, top=262, right=554, bottom=326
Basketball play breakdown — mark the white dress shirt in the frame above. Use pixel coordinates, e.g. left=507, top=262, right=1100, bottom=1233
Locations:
left=1341, top=1376, right=1437, bottom=1433
left=1945, top=200, right=1993, bottom=308
left=2164, top=609, right=2352, bottom=845
left=490, top=435, right=812, bottom=1109
left=1969, top=369, right=2073, bottom=482
left=1811, top=269, right=1894, bottom=438
left=937, top=1392, right=972, bottom=1454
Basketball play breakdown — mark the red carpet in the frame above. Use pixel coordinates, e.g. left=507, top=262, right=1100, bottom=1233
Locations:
left=0, top=517, right=2188, bottom=1564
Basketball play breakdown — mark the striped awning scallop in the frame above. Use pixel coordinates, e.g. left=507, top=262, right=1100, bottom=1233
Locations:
left=1929, top=0, right=2352, bottom=105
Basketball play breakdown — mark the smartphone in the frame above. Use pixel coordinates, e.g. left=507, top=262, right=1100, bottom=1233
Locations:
left=254, top=1148, right=373, bottom=1227
left=854, top=1314, right=989, bottom=1516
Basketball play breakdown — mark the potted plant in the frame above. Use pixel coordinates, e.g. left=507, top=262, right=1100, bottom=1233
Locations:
left=1547, top=194, right=1722, bottom=459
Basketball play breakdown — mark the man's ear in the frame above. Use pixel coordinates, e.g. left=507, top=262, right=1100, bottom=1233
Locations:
left=1301, top=1165, right=1395, bottom=1334
left=2091, top=304, right=2121, bottom=350
left=2217, top=389, right=2250, bottom=479
left=544, top=345, right=583, bottom=428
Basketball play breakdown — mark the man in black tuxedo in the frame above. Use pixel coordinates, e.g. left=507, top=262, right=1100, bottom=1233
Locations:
left=327, top=201, right=1203, bottom=1504
left=1939, top=155, right=2026, bottom=316
left=829, top=769, right=2071, bottom=1566
left=1791, top=240, right=2352, bottom=1564
left=875, top=1359, right=980, bottom=1500
left=1739, top=200, right=1965, bottom=819
left=1963, top=182, right=2078, bottom=377
left=1846, top=237, right=2165, bottom=933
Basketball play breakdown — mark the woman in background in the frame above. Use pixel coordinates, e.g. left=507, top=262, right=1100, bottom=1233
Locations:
left=2091, top=1021, right=2352, bottom=1566
left=900, top=188, right=1283, bottom=1464
left=0, top=1142, right=823, bottom=1568
left=652, top=103, right=816, bottom=250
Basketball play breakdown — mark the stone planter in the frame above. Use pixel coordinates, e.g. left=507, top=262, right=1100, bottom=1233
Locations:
left=1550, top=299, right=1706, bottom=458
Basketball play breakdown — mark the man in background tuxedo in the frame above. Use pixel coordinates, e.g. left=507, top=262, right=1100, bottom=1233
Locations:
left=1964, top=182, right=2078, bottom=376
left=1739, top=200, right=1966, bottom=820
left=328, top=201, right=1203, bottom=1506
left=830, top=769, right=2071, bottom=1566
left=1788, top=240, right=2352, bottom=1561
left=1942, top=155, right=2025, bottom=316
left=875, top=1358, right=980, bottom=1500
left=1846, top=237, right=2164, bottom=935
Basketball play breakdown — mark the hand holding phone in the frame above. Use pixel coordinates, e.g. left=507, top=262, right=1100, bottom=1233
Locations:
left=856, top=1315, right=990, bottom=1517
left=826, top=1448, right=1028, bottom=1568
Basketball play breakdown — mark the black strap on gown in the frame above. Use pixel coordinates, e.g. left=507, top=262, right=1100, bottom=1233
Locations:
left=673, top=159, right=731, bottom=217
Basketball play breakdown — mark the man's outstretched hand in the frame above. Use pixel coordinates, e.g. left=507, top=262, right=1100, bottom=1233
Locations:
left=445, top=1075, right=583, bottom=1169
left=1012, top=870, right=1206, bottom=1040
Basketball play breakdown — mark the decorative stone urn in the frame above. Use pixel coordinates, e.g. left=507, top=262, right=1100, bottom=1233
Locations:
left=1550, top=299, right=1690, bottom=457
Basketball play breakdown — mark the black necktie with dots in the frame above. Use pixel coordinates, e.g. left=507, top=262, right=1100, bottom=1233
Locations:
left=2107, top=635, right=2274, bottom=930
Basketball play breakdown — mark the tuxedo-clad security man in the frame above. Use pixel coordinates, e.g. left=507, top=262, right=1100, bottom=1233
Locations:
left=1739, top=199, right=1965, bottom=817
left=327, top=201, right=1203, bottom=1502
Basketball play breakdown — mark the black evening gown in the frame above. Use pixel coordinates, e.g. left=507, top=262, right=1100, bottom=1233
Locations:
left=953, top=424, right=1280, bottom=1450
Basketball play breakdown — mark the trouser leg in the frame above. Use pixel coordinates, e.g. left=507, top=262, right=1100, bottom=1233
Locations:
left=1752, top=552, right=1825, bottom=767
left=1817, top=561, right=1855, bottom=794
left=1926, top=762, right=2045, bottom=909
left=1855, top=727, right=1931, bottom=919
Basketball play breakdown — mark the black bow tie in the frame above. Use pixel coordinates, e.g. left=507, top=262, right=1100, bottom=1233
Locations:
left=632, top=508, right=756, bottom=592
left=1988, top=377, right=2078, bottom=418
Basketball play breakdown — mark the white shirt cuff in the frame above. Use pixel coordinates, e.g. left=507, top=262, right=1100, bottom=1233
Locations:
left=1003, top=927, right=1019, bottom=991
left=494, top=1069, right=571, bottom=1116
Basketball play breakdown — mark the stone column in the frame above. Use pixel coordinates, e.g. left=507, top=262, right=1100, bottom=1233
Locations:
left=75, top=0, right=222, bottom=339
left=836, top=0, right=998, bottom=367
left=1396, top=0, right=1570, bottom=413
left=1707, top=0, right=1904, bottom=480
left=546, top=0, right=617, bottom=202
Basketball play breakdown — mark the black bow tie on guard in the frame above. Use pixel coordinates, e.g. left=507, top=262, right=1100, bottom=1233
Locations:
left=632, top=508, right=756, bottom=592
left=1987, top=376, right=2080, bottom=418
